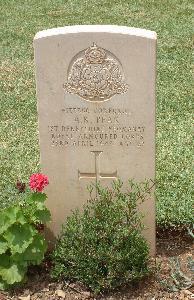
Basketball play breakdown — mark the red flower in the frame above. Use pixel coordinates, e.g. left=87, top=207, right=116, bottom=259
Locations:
left=29, top=173, right=49, bottom=192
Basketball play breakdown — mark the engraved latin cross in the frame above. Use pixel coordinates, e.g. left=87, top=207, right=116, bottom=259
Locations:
left=78, top=151, right=117, bottom=188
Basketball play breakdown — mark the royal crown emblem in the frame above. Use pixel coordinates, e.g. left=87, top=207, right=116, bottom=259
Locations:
left=64, top=43, right=128, bottom=102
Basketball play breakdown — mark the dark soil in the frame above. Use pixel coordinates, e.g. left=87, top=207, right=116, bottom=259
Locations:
left=1, top=229, right=193, bottom=300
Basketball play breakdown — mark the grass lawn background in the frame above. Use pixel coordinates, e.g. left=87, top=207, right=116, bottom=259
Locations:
left=0, top=0, right=193, bottom=227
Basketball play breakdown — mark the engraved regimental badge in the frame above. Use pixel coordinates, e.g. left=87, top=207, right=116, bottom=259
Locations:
left=64, top=43, right=128, bottom=102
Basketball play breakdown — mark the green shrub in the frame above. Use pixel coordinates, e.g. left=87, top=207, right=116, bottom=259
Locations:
left=51, top=179, right=153, bottom=294
left=0, top=178, right=51, bottom=290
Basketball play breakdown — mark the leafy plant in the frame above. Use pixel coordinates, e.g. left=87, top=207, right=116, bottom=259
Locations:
left=51, top=179, right=153, bottom=294
left=0, top=174, right=51, bottom=290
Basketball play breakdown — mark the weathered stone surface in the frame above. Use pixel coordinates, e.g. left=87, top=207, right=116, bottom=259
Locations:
left=34, top=25, right=157, bottom=255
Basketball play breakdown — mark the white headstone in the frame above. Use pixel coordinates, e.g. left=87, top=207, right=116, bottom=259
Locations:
left=34, top=25, right=157, bottom=255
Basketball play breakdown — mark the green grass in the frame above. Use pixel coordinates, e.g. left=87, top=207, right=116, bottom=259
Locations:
left=0, top=0, right=193, bottom=227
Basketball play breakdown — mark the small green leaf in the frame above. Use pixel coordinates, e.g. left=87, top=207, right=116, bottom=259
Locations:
left=0, top=254, right=10, bottom=268
left=0, top=206, right=26, bottom=235
left=11, top=253, right=28, bottom=267
left=34, top=208, right=51, bottom=223
left=0, top=212, right=10, bottom=235
left=0, top=277, right=9, bottom=290
left=23, top=233, right=47, bottom=264
left=28, top=193, right=47, bottom=204
left=3, top=224, right=35, bottom=254
left=0, top=261, right=26, bottom=285
left=0, top=237, right=8, bottom=255
left=8, top=206, right=26, bottom=224
left=36, top=201, right=45, bottom=210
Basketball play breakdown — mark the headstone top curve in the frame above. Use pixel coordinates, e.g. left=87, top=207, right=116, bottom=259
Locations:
left=34, top=25, right=157, bottom=41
